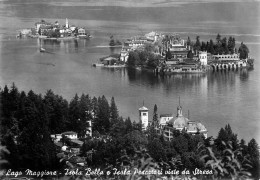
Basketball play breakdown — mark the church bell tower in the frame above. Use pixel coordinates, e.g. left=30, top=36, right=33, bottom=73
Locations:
left=139, top=102, right=149, bottom=131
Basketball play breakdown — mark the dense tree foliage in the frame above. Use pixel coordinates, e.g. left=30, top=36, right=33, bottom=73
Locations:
left=0, top=84, right=124, bottom=170
left=188, top=34, right=237, bottom=56
left=238, top=42, right=250, bottom=59
left=152, top=104, right=158, bottom=126
left=109, top=35, right=122, bottom=46
left=1, top=84, right=259, bottom=179
left=127, top=44, right=160, bottom=68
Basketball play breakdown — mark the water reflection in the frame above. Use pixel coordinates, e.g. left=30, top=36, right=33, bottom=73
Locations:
left=102, top=67, right=252, bottom=94
left=239, top=68, right=250, bottom=81
left=36, top=38, right=91, bottom=53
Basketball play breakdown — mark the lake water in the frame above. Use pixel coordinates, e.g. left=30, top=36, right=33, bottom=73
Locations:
left=0, top=0, right=260, bottom=143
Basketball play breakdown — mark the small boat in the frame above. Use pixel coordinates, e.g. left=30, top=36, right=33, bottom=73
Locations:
left=39, top=38, right=46, bottom=53
left=40, top=47, right=46, bottom=53
left=92, top=63, right=104, bottom=67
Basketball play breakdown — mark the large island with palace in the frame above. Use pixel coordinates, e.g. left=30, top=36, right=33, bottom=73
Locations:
left=95, top=32, right=254, bottom=73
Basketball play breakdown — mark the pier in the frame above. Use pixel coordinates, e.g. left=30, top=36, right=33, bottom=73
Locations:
left=209, top=60, right=249, bottom=71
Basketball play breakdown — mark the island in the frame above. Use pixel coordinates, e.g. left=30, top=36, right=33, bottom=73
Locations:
left=95, top=32, right=254, bottom=73
left=17, top=18, right=91, bottom=40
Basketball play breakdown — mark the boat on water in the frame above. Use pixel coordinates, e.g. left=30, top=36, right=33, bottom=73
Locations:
left=92, top=63, right=105, bottom=67
left=40, top=47, right=46, bottom=53
left=39, top=38, right=46, bottom=53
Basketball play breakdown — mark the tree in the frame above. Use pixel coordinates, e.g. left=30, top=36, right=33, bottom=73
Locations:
left=216, top=33, right=221, bottom=45
left=238, top=42, right=249, bottom=59
left=93, top=96, right=110, bottom=134
left=221, top=37, right=229, bottom=54
left=110, top=117, right=126, bottom=137
left=216, top=34, right=222, bottom=54
left=44, top=90, right=68, bottom=134
left=52, top=29, right=61, bottom=38
left=239, top=139, right=248, bottom=156
left=144, top=44, right=155, bottom=52
left=194, top=36, right=201, bottom=53
left=91, top=97, right=98, bottom=119
left=147, top=53, right=159, bottom=68
left=187, top=36, right=191, bottom=46
left=147, top=138, right=166, bottom=162
left=110, top=97, right=119, bottom=126
left=127, top=51, right=140, bottom=67
left=208, top=39, right=215, bottom=54
left=166, top=48, right=172, bottom=60
left=162, top=35, right=170, bottom=50
left=215, top=124, right=238, bottom=151
left=172, top=134, right=189, bottom=154
left=228, top=36, right=236, bottom=54
left=248, top=138, right=260, bottom=179
left=109, top=35, right=115, bottom=46
left=77, top=94, right=92, bottom=138
left=68, top=94, right=81, bottom=133
left=123, top=130, right=148, bottom=155
left=201, top=41, right=206, bottom=51
left=139, top=50, right=149, bottom=65
left=152, top=104, right=158, bottom=127
left=187, top=50, right=193, bottom=59
left=125, top=117, right=133, bottom=134
left=17, top=91, right=57, bottom=170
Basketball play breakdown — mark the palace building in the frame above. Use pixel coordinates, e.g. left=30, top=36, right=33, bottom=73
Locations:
left=159, top=104, right=208, bottom=141
left=139, top=100, right=208, bottom=141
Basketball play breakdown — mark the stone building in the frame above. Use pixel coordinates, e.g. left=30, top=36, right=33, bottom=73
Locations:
left=156, top=101, right=208, bottom=141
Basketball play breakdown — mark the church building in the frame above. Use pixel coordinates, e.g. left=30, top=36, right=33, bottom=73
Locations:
left=139, top=105, right=149, bottom=131
left=139, top=99, right=207, bottom=141
left=160, top=104, right=208, bottom=141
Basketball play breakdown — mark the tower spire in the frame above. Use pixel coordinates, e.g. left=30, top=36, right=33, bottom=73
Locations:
left=143, top=100, right=144, bottom=107
left=177, top=96, right=182, bottom=117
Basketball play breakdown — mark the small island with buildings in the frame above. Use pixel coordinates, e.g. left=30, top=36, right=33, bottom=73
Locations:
left=17, top=18, right=91, bottom=40
left=94, top=31, right=254, bottom=73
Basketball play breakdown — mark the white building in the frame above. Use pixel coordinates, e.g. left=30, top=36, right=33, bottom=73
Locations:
left=139, top=105, right=149, bottom=131
left=159, top=114, right=173, bottom=126
left=162, top=105, right=208, bottom=140
left=86, top=120, right=92, bottom=137
left=145, top=31, right=160, bottom=42
left=212, top=54, right=240, bottom=61
left=78, top=28, right=86, bottom=35
left=153, top=99, right=208, bottom=141
left=65, top=18, right=69, bottom=28
left=62, top=131, right=78, bottom=139
left=51, top=134, right=62, bottom=142
left=120, top=46, right=132, bottom=62
left=199, top=51, right=207, bottom=65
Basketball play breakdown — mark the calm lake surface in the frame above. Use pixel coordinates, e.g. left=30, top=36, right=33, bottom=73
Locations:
left=0, top=1, right=260, bottom=143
